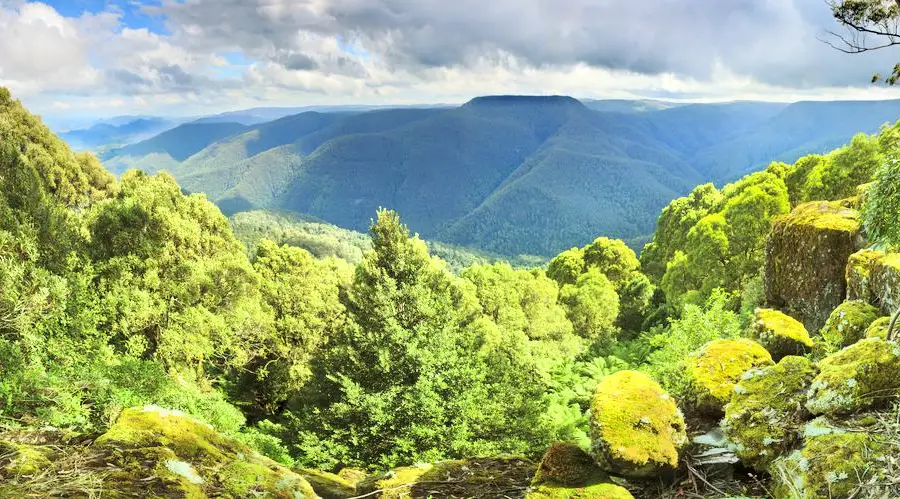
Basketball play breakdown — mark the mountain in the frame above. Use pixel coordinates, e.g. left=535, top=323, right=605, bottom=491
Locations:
left=101, top=121, right=248, bottom=175
left=98, top=96, right=900, bottom=256
left=60, top=117, right=177, bottom=151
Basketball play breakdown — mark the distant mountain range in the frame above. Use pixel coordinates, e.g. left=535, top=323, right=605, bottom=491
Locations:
left=95, top=96, right=900, bottom=256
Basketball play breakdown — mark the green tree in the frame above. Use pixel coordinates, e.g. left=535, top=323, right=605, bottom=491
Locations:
left=546, top=247, right=586, bottom=286
left=828, top=0, right=900, bottom=84
left=582, top=237, right=640, bottom=286
left=864, top=140, right=900, bottom=247
left=559, top=269, right=620, bottom=342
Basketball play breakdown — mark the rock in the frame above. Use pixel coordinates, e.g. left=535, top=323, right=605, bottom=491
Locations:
left=355, top=465, right=430, bottom=499
left=748, top=308, right=814, bottom=360
left=846, top=249, right=900, bottom=316
left=865, top=316, right=892, bottom=340
left=765, top=200, right=864, bottom=331
left=722, top=356, right=816, bottom=470
left=771, top=420, right=888, bottom=498
left=300, top=469, right=356, bottom=498
left=526, top=482, right=635, bottom=499
left=806, top=338, right=900, bottom=415
left=818, top=300, right=882, bottom=351
left=94, top=405, right=317, bottom=498
left=336, top=468, right=367, bottom=486
left=357, top=458, right=536, bottom=498
left=532, top=443, right=608, bottom=487
left=686, top=339, right=774, bottom=412
left=589, top=371, right=687, bottom=477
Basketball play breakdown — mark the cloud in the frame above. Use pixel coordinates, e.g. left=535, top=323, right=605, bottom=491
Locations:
left=3, top=0, right=900, bottom=121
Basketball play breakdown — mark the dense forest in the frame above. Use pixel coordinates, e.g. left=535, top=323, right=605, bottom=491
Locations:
left=1, top=85, right=900, bottom=498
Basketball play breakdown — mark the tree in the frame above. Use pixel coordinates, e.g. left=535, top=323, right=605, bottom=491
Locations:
left=827, top=1, right=900, bottom=84
left=582, top=237, right=640, bottom=286
left=864, top=140, right=900, bottom=247
left=547, top=247, right=586, bottom=286
left=559, top=269, right=620, bottom=342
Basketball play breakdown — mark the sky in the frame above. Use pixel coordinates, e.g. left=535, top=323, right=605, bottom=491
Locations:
left=4, top=0, right=900, bottom=126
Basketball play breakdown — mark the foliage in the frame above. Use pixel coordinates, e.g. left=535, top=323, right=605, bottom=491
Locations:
left=863, top=127, right=900, bottom=247
left=559, top=269, right=620, bottom=342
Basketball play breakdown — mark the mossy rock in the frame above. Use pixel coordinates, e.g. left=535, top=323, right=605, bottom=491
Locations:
left=846, top=249, right=882, bottom=305
left=806, top=338, right=900, bottom=415
left=95, top=406, right=317, bottom=498
left=871, top=252, right=900, bottom=315
left=0, top=440, right=53, bottom=477
left=532, top=443, right=608, bottom=487
left=336, top=467, right=367, bottom=486
left=818, top=300, right=881, bottom=351
left=864, top=316, right=892, bottom=340
left=686, top=339, right=774, bottom=413
left=357, top=458, right=536, bottom=498
left=526, top=482, right=634, bottom=499
left=771, top=422, right=887, bottom=498
left=589, top=370, right=687, bottom=477
left=765, top=200, right=864, bottom=332
left=300, top=469, right=356, bottom=498
left=748, top=308, right=814, bottom=360
left=721, top=356, right=816, bottom=470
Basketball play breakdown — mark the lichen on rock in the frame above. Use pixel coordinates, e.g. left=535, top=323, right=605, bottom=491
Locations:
left=806, top=338, right=900, bottom=415
left=765, top=200, right=865, bottom=332
left=532, top=443, right=608, bottom=487
left=589, top=370, right=687, bottom=477
left=721, top=356, right=816, bottom=470
left=748, top=308, right=814, bottom=360
left=686, top=338, right=774, bottom=412
left=818, top=300, right=882, bottom=351
left=771, top=421, right=887, bottom=498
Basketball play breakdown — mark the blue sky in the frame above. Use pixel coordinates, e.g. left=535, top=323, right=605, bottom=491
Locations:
left=3, top=0, right=900, bottom=128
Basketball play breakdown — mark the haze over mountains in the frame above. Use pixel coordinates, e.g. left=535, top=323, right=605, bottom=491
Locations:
left=95, top=95, right=900, bottom=256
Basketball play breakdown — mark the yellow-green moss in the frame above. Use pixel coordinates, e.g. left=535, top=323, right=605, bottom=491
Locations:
left=300, top=468, right=356, bottom=498
left=96, top=406, right=316, bottom=498
left=0, top=441, right=52, bottom=477
left=749, top=308, right=814, bottom=360
left=865, top=316, right=892, bottom=340
left=818, top=300, right=881, bottom=351
left=782, top=200, right=861, bottom=232
left=687, top=339, right=774, bottom=412
left=721, top=356, right=817, bottom=470
left=771, top=428, right=886, bottom=498
left=336, top=468, right=367, bottom=486
left=532, top=443, right=608, bottom=487
left=526, top=482, right=634, bottom=499
left=355, top=464, right=431, bottom=499
left=871, top=253, right=900, bottom=315
left=589, top=371, right=687, bottom=477
left=806, top=338, right=900, bottom=415
left=846, top=249, right=883, bottom=304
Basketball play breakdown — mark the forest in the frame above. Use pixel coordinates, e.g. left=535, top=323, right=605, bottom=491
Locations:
left=1, top=83, right=900, bottom=499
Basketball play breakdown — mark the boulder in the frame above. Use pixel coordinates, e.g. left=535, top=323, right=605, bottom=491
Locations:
left=818, top=300, right=881, bottom=351
left=532, top=443, right=608, bottom=487
left=589, top=371, right=687, bottom=477
left=846, top=249, right=900, bottom=316
left=806, top=338, right=900, bottom=415
left=686, top=339, right=774, bottom=412
left=771, top=420, right=888, bottom=498
left=94, top=406, right=317, bottom=498
left=357, top=458, right=536, bottom=499
left=721, top=356, right=816, bottom=470
left=300, top=469, right=356, bottom=498
left=526, top=482, right=634, bottom=499
left=865, top=316, right=892, bottom=340
left=765, top=200, right=864, bottom=331
left=748, top=308, right=814, bottom=360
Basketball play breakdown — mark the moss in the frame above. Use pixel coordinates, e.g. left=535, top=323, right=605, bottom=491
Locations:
left=96, top=406, right=316, bottom=498
left=589, top=370, right=687, bottom=477
left=0, top=441, right=52, bottom=477
left=526, top=482, right=634, bottom=499
left=355, top=464, right=431, bottom=499
left=721, top=356, right=817, bottom=470
left=871, top=252, right=900, bottom=315
left=336, top=467, right=367, bottom=486
left=300, top=468, right=356, bottom=498
left=771, top=428, right=886, bottom=498
left=806, top=338, right=900, bottom=415
left=686, top=339, right=774, bottom=412
left=532, top=443, right=608, bottom=487
left=865, top=316, right=892, bottom=340
left=749, top=308, right=814, bottom=360
left=818, top=300, right=881, bottom=351
left=765, top=200, right=863, bottom=332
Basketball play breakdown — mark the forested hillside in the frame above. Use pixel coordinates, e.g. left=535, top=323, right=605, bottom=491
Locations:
left=3, top=87, right=900, bottom=498
left=102, top=96, right=900, bottom=256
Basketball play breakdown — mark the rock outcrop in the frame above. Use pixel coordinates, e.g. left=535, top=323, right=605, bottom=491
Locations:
left=818, top=300, right=882, bottom=351
left=686, top=339, right=774, bottom=413
left=846, top=249, right=900, bottom=316
left=765, top=200, right=864, bottom=331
